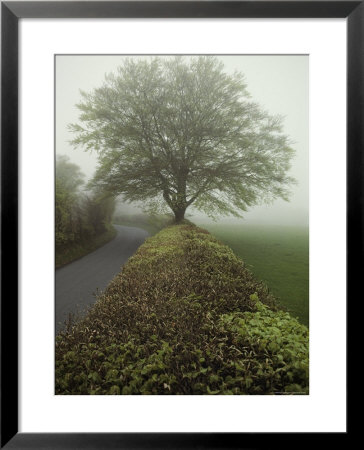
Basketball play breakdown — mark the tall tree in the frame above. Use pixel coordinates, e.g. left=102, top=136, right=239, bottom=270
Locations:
left=69, top=56, right=295, bottom=222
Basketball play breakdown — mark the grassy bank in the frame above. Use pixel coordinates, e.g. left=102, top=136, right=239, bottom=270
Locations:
left=56, top=226, right=117, bottom=269
left=56, top=224, right=308, bottom=395
left=201, top=224, right=309, bottom=326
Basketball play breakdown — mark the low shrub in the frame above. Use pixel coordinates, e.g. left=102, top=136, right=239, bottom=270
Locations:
left=56, top=224, right=308, bottom=394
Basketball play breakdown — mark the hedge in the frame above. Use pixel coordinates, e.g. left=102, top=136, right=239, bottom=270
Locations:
left=56, top=224, right=308, bottom=395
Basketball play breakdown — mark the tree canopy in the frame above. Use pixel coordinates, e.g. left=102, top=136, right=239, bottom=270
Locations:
left=69, top=56, right=295, bottom=222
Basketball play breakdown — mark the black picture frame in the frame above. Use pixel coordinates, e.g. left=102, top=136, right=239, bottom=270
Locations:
left=1, top=1, right=356, bottom=448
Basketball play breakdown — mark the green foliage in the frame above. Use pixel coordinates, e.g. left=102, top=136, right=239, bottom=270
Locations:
left=56, top=224, right=308, bottom=395
left=55, top=155, right=116, bottom=264
left=203, top=224, right=309, bottom=325
left=69, top=56, right=295, bottom=222
left=56, top=154, right=85, bottom=192
left=217, top=298, right=308, bottom=394
left=55, top=177, right=76, bottom=246
left=84, top=192, right=115, bottom=235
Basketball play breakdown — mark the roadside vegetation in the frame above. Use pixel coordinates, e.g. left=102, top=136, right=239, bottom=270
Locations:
left=202, top=224, right=309, bottom=326
left=56, top=155, right=116, bottom=268
left=56, top=223, right=309, bottom=395
left=56, top=227, right=116, bottom=269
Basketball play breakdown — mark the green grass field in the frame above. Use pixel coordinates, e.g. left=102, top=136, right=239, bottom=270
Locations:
left=200, top=224, right=309, bottom=326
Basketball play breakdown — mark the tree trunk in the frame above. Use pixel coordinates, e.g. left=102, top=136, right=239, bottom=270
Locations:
left=174, top=208, right=186, bottom=223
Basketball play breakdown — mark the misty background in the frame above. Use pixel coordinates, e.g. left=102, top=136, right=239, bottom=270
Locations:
left=56, top=55, right=308, bottom=226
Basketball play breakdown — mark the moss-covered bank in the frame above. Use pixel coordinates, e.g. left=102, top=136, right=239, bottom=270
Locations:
left=56, top=224, right=308, bottom=395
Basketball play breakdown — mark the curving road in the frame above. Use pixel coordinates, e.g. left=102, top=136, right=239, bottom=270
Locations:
left=56, top=225, right=149, bottom=334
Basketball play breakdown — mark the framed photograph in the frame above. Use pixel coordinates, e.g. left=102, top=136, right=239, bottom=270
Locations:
left=1, top=1, right=355, bottom=447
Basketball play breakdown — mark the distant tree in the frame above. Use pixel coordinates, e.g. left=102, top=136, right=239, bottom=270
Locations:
left=55, top=177, right=74, bottom=245
left=55, top=155, right=114, bottom=246
left=56, top=154, right=84, bottom=192
left=84, top=190, right=115, bottom=235
left=55, top=155, right=83, bottom=244
left=69, top=56, right=295, bottom=222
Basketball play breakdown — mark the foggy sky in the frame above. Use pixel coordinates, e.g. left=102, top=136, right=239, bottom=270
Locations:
left=56, top=55, right=308, bottom=226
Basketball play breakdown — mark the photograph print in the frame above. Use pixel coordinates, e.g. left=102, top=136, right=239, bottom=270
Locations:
left=55, top=55, right=309, bottom=395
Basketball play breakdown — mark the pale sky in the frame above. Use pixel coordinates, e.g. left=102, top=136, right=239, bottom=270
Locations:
left=56, top=55, right=308, bottom=226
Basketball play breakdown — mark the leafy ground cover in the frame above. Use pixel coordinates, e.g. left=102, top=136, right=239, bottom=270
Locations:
left=201, top=224, right=309, bottom=326
left=56, top=226, right=117, bottom=269
left=56, top=224, right=309, bottom=395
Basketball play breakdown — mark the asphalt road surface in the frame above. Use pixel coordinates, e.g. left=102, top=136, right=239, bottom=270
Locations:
left=56, top=225, right=149, bottom=334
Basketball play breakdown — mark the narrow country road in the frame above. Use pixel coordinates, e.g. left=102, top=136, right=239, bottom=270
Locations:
left=56, top=225, right=149, bottom=334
